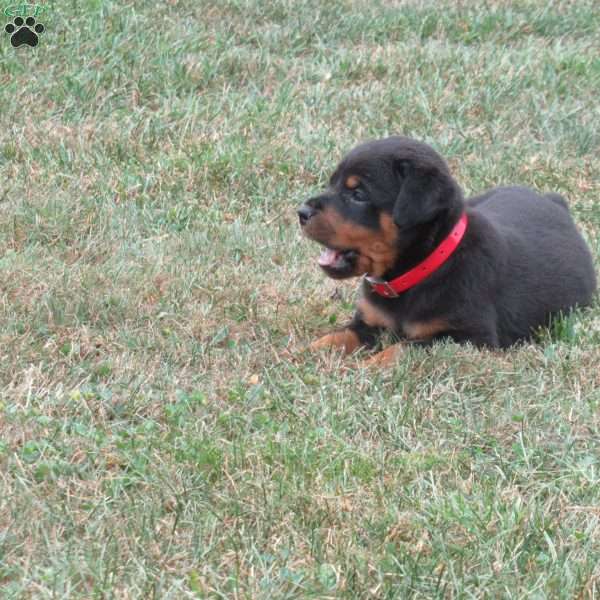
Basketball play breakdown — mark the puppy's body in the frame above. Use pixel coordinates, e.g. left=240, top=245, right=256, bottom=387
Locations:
left=357, top=186, right=595, bottom=349
left=298, top=137, right=596, bottom=353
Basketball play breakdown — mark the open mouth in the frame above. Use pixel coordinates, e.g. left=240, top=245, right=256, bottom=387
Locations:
left=317, top=247, right=359, bottom=278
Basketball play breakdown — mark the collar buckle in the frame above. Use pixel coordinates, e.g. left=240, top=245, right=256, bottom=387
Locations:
left=364, top=275, right=399, bottom=298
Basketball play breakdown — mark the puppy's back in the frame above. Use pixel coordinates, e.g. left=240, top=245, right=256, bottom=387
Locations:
left=470, top=186, right=596, bottom=343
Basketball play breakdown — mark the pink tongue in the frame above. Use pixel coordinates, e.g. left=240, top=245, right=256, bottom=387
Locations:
left=318, top=248, right=342, bottom=267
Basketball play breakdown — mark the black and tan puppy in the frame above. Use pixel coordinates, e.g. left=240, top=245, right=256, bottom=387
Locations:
left=298, top=136, right=596, bottom=365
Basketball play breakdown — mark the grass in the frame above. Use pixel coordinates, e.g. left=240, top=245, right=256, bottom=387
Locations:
left=1, top=0, right=599, bottom=597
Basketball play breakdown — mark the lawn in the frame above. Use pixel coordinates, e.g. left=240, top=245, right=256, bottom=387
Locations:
left=1, top=0, right=599, bottom=597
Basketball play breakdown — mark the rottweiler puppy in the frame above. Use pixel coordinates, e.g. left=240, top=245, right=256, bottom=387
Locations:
left=298, top=136, right=596, bottom=365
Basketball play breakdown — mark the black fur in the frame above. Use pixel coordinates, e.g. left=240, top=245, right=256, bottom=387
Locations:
left=300, top=136, right=597, bottom=349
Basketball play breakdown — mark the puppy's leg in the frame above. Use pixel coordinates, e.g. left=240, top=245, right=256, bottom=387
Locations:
left=448, top=325, right=500, bottom=348
left=360, top=323, right=500, bottom=368
left=360, top=343, right=405, bottom=367
left=360, top=338, right=435, bottom=367
left=310, top=329, right=361, bottom=354
left=310, top=315, right=383, bottom=355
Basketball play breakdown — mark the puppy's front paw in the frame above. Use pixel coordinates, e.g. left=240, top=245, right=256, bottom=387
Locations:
left=360, top=344, right=404, bottom=368
left=309, top=329, right=361, bottom=355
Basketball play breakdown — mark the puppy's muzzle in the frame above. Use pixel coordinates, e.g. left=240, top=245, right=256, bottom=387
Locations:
left=297, top=197, right=323, bottom=227
left=297, top=204, right=317, bottom=226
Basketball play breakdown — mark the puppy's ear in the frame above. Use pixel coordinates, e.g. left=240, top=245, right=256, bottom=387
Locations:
left=393, top=159, right=458, bottom=230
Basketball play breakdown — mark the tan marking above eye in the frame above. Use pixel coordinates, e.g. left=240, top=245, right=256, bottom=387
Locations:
left=345, top=175, right=360, bottom=189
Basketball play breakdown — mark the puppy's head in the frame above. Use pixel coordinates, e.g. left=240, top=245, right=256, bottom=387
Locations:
left=298, top=136, right=462, bottom=279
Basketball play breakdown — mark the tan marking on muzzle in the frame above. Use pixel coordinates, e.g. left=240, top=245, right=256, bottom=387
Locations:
left=319, top=208, right=399, bottom=277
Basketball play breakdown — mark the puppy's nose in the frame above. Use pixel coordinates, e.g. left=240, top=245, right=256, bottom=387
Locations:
left=297, top=204, right=317, bottom=226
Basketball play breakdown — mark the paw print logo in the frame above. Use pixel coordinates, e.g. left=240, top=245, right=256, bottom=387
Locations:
left=4, top=16, right=44, bottom=47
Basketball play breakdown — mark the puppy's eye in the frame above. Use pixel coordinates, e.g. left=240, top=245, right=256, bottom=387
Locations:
left=351, top=190, right=367, bottom=201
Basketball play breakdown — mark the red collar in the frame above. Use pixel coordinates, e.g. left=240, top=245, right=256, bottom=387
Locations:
left=366, top=212, right=468, bottom=298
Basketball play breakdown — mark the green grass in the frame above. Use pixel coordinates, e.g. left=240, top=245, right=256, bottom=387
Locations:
left=1, top=0, right=599, bottom=597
